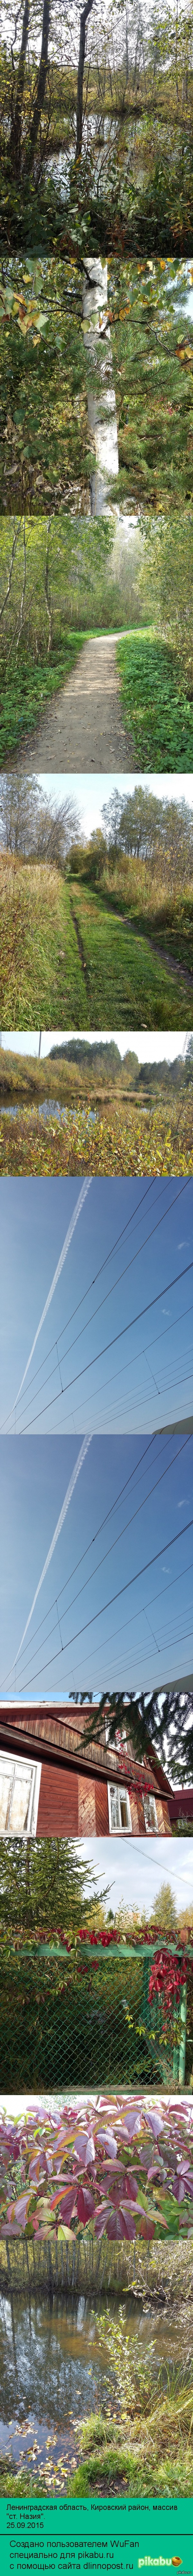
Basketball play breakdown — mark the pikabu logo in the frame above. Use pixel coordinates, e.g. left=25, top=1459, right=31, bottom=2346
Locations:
left=138, top=2559, right=182, bottom=2568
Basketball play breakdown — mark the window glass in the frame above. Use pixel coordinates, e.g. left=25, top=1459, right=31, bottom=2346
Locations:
left=0, top=1762, right=14, bottom=1831
left=143, top=1793, right=158, bottom=1835
left=120, top=1791, right=129, bottom=1827
left=109, top=1785, right=121, bottom=1829
left=0, top=1752, right=40, bottom=1835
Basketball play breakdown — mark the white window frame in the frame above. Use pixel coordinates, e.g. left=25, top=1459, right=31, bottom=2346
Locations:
left=105, top=1718, right=127, bottom=1748
left=0, top=1751, right=41, bottom=1837
left=107, top=1780, right=132, bottom=1834
left=142, top=1791, right=159, bottom=1836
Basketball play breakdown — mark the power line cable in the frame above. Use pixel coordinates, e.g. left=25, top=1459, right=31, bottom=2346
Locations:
left=5, top=1514, right=192, bottom=1695
left=11, top=1181, right=189, bottom=1427
left=2, top=1432, right=189, bottom=1689
left=17, top=1260, right=193, bottom=1428
left=9, top=1558, right=193, bottom=1703
left=2, top=1176, right=159, bottom=1429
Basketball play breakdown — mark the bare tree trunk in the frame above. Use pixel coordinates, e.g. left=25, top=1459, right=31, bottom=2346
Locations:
left=15, top=516, right=26, bottom=663
left=11, top=0, right=30, bottom=171
left=0, top=519, right=22, bottom=631
left=44, top=513, right=53, bottom=659
left=26, top=0, right=50, bottom=171
left=76, top=0, right=94, bottom=159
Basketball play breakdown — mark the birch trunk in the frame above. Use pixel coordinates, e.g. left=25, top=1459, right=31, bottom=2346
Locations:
left=82, top=258, right=119, bottom=516
left=76, top=0, right=94, bottom=159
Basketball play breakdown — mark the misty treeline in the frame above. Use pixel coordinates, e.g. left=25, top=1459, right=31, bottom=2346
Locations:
left=0, top=513, right=136, bottom=686
left=1, top=776, right=192, bottom=902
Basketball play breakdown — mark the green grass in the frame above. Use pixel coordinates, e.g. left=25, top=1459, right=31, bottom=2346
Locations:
left=69, top=2410, right=193, bottom=2499
left=117, top=632, right=193, bottom=769
left=67, top=878, right=193, bottom=1031
left=1, top=864, right=193, bottom=1033
left=0, top=633, right=85, bottom=764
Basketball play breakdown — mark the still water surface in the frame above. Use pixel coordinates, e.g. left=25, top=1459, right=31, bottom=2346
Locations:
left=0, top=2290, right=192, bottom=2481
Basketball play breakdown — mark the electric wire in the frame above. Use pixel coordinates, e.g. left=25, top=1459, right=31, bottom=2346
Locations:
left=14, top=1259, right=193, bottom=1429
left=1, top=1431, right=190, bottom=1692
left=6, top=1178, right=188, bottom=1429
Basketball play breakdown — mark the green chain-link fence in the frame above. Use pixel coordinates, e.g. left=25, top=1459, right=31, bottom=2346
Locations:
left=0, top=1939, right=191, bottom=2091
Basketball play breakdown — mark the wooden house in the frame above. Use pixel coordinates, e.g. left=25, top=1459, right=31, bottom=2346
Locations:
left=0, top=1700, right=173, bottom=1836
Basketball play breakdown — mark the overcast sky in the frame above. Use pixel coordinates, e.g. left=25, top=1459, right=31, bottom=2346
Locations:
left=1, top=1031, right=189, bottom=1063
left=1, top=3, right=190, bottom=53
left=75, top=1832, right=193, bottom=1914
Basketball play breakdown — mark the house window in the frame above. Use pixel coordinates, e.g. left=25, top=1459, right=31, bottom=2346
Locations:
left=107, top=1782, right=132, bottom=1833
left=105, top=1718, right=127, bottom=1748
left=143, top=1792, right=158, bottom=1835
left=0, top=1753, right=41, bottom=1837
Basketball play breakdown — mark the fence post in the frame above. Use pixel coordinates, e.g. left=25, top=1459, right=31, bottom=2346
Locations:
left=178, top=1982, right=187, bottom=2090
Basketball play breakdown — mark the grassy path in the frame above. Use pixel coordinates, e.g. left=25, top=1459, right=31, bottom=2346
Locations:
left=66, top=880, right=193, bottom=1030
left=1, top=867, right=193, bottom=1029
left=115, top=908, right=193, bottom=995
left=14, top=635, right=137, bottom=776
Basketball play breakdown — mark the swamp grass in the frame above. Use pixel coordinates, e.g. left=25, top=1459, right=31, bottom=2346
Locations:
left=1, top=1098, right=192, bottom=1180
left=1, top=60, right=193, bottom=259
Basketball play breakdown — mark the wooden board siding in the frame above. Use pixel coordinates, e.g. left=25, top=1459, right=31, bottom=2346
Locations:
left=135, top=1792, right=147, bottom=1835
left=129, top=1789, right=142, bottom=1835
left=156, top=1797, right=172, bottom=1838
left=36, top=1764, right=79, bottom=1838
left=95, top=1777, right=109, bottom=1836
left=78, top=1778, right=96, bottom=1834
left=36, top=1766, right=109, bottom=1837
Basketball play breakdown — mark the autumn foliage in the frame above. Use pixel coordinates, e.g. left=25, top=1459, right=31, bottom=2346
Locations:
left=1, top=2098, right=193, bottom=2244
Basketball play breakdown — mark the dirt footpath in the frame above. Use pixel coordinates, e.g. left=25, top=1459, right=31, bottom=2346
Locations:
left=14, top=635, right=138, bottom=774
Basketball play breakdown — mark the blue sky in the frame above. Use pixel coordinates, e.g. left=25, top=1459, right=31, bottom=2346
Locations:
left=1, top=769, right=191, bottom=845
left=1, top=1175, right=192, bottom=1438
left=24, top=771, right=193, bottom=834
left=0, top=1429, right=192, bottom=1702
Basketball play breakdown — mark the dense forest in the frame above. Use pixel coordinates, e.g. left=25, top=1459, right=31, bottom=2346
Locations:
left=0, top=5, right=193, bottom=252
left=0, top=509, right=193, bottom=770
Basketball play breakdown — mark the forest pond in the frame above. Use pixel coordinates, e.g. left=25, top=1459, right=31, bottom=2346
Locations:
left=0, top=2288, right=193, bottom=2485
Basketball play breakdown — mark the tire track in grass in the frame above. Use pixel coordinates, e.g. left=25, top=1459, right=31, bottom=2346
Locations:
left=115, top=912, right=193, bottom=997
left=70, top=880, right=193, bottom=1031
left=69, top=897, right=91, bottom=1006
